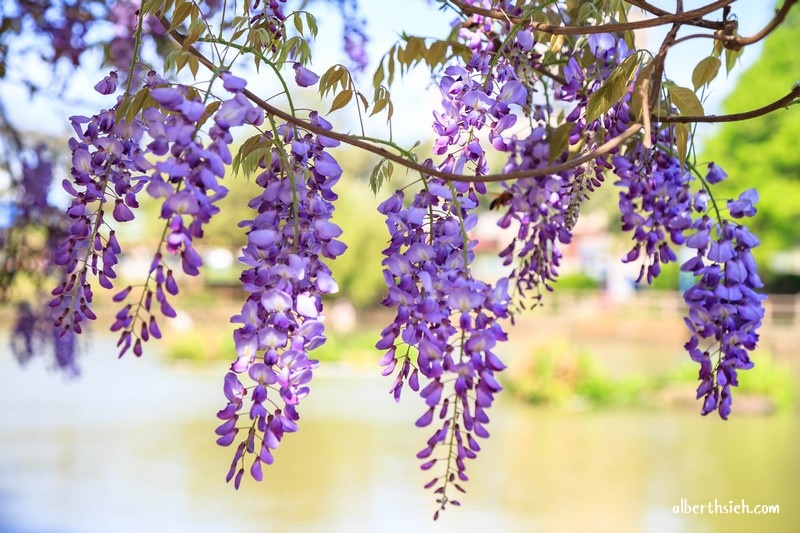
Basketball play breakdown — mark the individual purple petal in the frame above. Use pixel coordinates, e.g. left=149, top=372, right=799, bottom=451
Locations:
left=293, top=63, right=319, bottom=87
left=94, top=71, right=119, bottom=95
left=221, top=71, right=247, bottom=92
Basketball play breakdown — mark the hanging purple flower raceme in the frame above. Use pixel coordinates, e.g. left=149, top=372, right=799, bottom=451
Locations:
left=377, top=174, right=510, bottom=518
left=496, top=125, right=576, bottom=305
left=49, top=86, right=150, bottom=342
left=612, top=148, right=694, bottom=283
left=435, top=0, right=568, bottom=308
left=12, top=302, right=79, bottom=376
left=582, top=29, right=768, bottom=422
left=432, top=5, right=528, bottom=175
left=682, top=172, right=765, bottom=419
left=216, top=111, right=345, bottom=488
left=111, top=72, right=264, bottom=357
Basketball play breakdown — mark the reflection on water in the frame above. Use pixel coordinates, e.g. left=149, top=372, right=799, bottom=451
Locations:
left=1, top=338, right=798, bottom=533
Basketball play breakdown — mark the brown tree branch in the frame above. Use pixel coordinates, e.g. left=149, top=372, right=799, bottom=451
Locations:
left=648, top=22, right=681, bottom=108
left=670, top=33, right=719, bottom=46
left=447, top=0, right=734, bottom=35
left=659, top=84, right=800, bottom=123
left=165, top=24, right=642, bottom=184
left=626, top=1, right=724, bottom=30
left=725, top=0, right=799, bottom=50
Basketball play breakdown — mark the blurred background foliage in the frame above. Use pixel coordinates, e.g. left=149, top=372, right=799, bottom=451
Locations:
left=503, top=339, right=795, bottom=412
left=701, top=6, right=800, bottom=292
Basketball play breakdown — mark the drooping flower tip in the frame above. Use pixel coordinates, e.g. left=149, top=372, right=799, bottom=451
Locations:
left=727, top=189, right=759, bottom=218
left=293, top=63, right=319, bottom=88
left=221, top=71, right=248, bottom=92
left=94, top=71, right=119, bottom=95
left=517, top=30, right=534, bottom=52
left=705, top=162, right=728, bottom=184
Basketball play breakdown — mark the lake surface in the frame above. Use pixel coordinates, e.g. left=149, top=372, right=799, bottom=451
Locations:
left=0, top=337, right=798, bottom=533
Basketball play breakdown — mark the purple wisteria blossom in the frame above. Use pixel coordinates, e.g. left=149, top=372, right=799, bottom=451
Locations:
left=216, top=111, right=345, bottom=487
left=2, top=142, right=76, bottom=374
left=113, top=73, right=262, bottom=356
left=293, top=63, right=320, bottom=88
left=613, top=150, right=693, bottom=284
left=49, top=99, right=150, bottom=342
left=615, top=154, right=765, bottom=417
left=94, top=71, right=119, bottom=95
left=51, top=72, right=263, bottom=358
left=682, top=179, right=765, bottom=419
left=377, top=177, right=510, bottom=518
left=497, top=126, right=576, bottom=304
left=374, top=3, right=531, bottom=515
left=11, top=301, right=79, bottom=376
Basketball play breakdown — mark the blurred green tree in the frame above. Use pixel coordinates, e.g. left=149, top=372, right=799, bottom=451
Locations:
left=702, top=7, right=800, bottom=269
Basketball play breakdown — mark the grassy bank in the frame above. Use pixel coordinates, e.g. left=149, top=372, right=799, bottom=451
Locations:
left=503, top=339, right=796, bottom=413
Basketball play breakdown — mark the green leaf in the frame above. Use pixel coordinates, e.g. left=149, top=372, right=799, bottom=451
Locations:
left=184, top=19, right=206, bottom=50
left=306, top=13, right=318, bottom=37
left=725, top=47, right=742, bottom=74
left=369, top=159, right=393, bottom=195
left=188, top=55, right=199, bottom=79
left=628, top=63, right=654, bottom=121
left=356, top=91, right=369, bottom=112
left=548, top=122, right=574, bottom=163
left=197, top=101, right=221, bottom=131
left=585, top=54, right=639, bottom=123
left=387, top=47, right=396, bottom=86
left=426, top=41, right=447, bottom=68
left=121, top=88, right=150, bottom=125
left=232, top=135, right=262, bottom=176
left=675, top=123, right=689, bottom=174
left=329, top=90, right=353, bottom=113
left=319, top=65, right=348, bottom=97
left=692, top=56, right=721, bottom=90
left=293, top=12, right=303, bottom=35
left=164, top=48, right=181, bottom=73
left=169, top=1, right=192, bottom=31
left=372, top=58, right=385, bottom=88
left=667, top=85, right=705, bottom=116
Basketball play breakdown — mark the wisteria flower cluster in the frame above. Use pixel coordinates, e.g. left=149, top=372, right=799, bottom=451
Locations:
left=1, top=141, right=78, bottom=372
left=112, top=72, right=263, bottom=356
left=433, top=5, right=766, bottom=426
left=377, top=172, right=510, bottom=517
left=3, top=0, right=785, bottom=521
left=49, top=98, right=149, bottom=342
left=431, top=0, right=573, bottom=306
left=682, top=188, right=765, bottom=419
left=216, top=111, right=346, bottom=487
left=613, top=149, right=693, bottom=284
left=613, top=150, right=765, bottom=418
left=498, top=126, right=576, bottom=304
left=493, top=31, right=635, bottom=303
left=49, top=70, right=264, bottom=359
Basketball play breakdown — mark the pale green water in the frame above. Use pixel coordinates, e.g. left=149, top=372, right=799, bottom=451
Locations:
left=0, top=338, right=797, bottom=533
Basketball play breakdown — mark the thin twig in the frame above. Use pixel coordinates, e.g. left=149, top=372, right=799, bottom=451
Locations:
left=531, top=64, right=568, bottom=86
left=659, top=85, right=800, bottom=123
left=648, top=22, right=681, bottom=110
left=626, top=0, right=724, bottom=30
left=447, top=0, right=734, bottom=35
left=726, top=0, right=799, bottom=50
left=671, top=0, right=798, bottom=49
